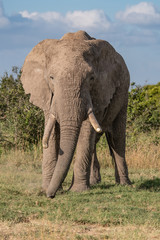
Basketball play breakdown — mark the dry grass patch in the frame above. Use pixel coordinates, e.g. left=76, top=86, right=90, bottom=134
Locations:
left=0, top=220, right=160, bottom=240
left=97, top=130, right=160, bottom=169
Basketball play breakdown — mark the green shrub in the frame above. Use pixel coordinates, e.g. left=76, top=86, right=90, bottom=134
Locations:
left=0, top=67, right=44, bottom=150
left=127, top=82, right=160, bottom=133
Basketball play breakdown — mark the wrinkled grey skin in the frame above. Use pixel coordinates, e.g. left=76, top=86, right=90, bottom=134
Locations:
left=21, top=31, right=131, bottom=198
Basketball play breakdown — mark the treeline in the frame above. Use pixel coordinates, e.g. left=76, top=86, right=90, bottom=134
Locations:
left=0, top=68, right=160, bottom=151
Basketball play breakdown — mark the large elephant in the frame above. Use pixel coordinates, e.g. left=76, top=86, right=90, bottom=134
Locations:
left=21, top=31, right=131, bottom=198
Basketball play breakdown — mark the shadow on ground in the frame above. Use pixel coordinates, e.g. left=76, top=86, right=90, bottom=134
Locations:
left=91, top=183, right=115, bottom=190
left=138, top=178, right=160, bottom=192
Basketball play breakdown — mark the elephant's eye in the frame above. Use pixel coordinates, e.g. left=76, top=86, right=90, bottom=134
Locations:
left=90, top=76, right=94, bottom=81
left=50, top=76, right=54, bottom=80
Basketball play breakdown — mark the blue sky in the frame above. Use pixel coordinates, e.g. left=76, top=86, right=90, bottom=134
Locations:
left=0, top=0, right=160, bottom=85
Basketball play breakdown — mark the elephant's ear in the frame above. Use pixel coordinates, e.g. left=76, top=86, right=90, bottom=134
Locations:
left=21, top=40, right=53, bottom=112
left=92, top=40, right=128, bottom=108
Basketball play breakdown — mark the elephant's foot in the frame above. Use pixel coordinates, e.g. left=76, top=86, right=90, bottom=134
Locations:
left=114, top=172, right=132, bottom=186
left=90, top=161, right=101, bottom=186
left=70, top=183, right=90, bottom=192
left=90, top=175, right=101, bottom=186
left=119, top=177, right=132, bottom=186
left=115, top=177, right=120, bottom=185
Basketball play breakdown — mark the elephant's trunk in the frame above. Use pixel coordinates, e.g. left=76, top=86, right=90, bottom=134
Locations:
left=46, top=123, right=80, bottom=198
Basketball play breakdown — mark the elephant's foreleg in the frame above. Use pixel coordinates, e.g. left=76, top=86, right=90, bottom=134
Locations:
left=106, top=105, right=131, bottom=185
left=106, top=132, right=120, bottom=184
left=42, top=121, right=60, bottom=192
left=89, top=136, right=101, bottom=185
left=70, top=119, right=96, bottom=192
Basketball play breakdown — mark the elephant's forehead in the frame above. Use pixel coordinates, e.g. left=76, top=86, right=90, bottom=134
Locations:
left=58, top=41, right=91, bottom=59
left=46, top=41, right=92, bottom=72
left=45, top=38, right=92, bottom=58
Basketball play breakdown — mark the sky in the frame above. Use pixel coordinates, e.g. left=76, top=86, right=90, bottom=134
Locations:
left=0, top=0, right=160, bottom=85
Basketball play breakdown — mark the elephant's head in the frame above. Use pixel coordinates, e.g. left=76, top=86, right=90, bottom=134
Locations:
left=21, top=30, right=124, bottom=197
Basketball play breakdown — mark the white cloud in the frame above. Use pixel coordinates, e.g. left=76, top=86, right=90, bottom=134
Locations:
left=19, top=9, right=111, bottom=31
left=116, top=2, right=160, bottom=25
left=19, top=10, right=63, bottom=23
left=0, top=0, right=9, bottom=28
left=66, top=10, right=110, bottom=30
left=0, top=2, right=159, bottom=48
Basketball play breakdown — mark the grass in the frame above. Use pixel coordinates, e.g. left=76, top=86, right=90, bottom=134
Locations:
left=0, top=131, right=160, bottom=239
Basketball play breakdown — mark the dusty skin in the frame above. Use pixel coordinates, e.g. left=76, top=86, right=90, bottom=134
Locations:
left=21, top=30, right=131, bottom=198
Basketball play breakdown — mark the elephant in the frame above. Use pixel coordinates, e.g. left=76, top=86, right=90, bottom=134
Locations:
left=21, top=30, right=131, bottom=198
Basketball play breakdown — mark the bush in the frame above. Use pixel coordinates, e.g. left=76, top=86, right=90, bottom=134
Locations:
left=0, top=67, right=44, bottom=150
left=127, top=82, right=160, bottom=133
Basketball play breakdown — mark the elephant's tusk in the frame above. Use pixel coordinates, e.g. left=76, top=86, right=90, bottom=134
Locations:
left=88, top=110, right=102, bottom=133
left=43, top=114, right=56, bottom=149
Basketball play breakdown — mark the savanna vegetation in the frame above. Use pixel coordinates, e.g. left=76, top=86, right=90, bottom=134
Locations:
left=0, top=68, right=160, bottom=239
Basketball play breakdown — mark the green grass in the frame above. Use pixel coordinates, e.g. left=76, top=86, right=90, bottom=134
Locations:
left=0, top=151, right=160, bottom=239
